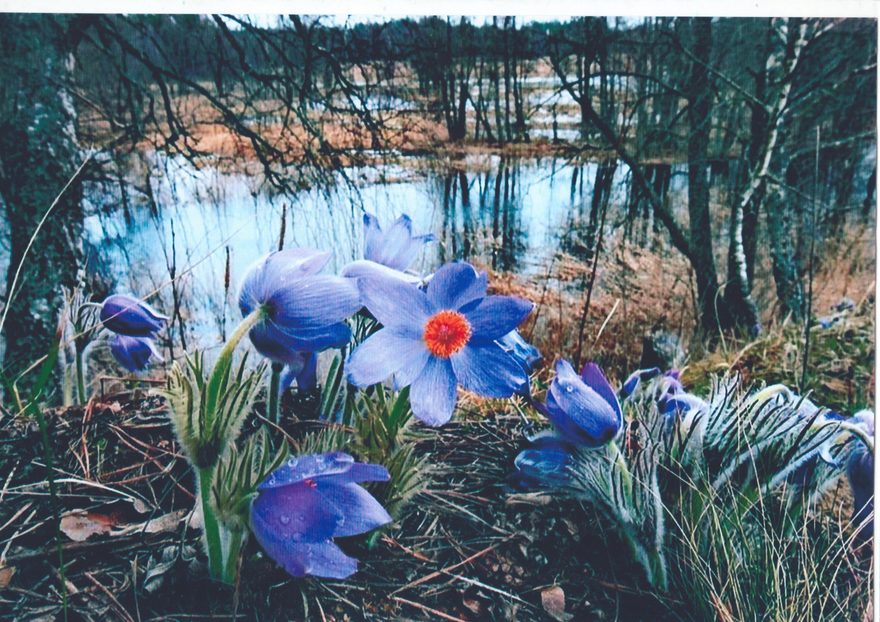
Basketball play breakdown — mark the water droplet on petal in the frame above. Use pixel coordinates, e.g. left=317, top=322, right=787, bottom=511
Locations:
left=287, top=457, right=299, bottom=468
left=279, top=514, right=291, bottom=525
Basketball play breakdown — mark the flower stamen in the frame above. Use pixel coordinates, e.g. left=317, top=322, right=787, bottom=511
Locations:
left=423, top=310, right=472, bottom=358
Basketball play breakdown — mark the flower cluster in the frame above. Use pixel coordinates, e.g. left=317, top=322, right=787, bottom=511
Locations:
left=100, top=294, right=167, bottom=372
left=74, top=205, right=875, bottom=594
left=233, top=214, right=540, bottom=579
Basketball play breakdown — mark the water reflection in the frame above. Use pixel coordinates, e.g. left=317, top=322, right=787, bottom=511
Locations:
left=7, top=152, right=689, bottom=364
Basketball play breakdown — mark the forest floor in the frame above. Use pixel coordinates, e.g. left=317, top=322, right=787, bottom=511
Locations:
left=0, top=294, right=874, bottom=621
left=0, top=392, right=709, bottom=622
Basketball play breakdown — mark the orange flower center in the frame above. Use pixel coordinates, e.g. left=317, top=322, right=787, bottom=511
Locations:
left=423, top=310, right=472, bottom=358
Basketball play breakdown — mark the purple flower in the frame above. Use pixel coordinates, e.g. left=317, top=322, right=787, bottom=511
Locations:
left=511, top=433, right=574, bottom=490
left=364, top=213, right=434, bottom=271
left=110, top=334, right=162, bottom=372
left=342, top=213, right=435, bottom=284
left=497, top=329, right=542, bottom=374
left=619, top=367, right=661, bottom=399
left=100, top=294, right=168, bottom=337
left=846, top=411, right=874, bottom=544
left=239, top=249, right=361, bottom=366
left=346, top=262, right=534, bottom=426
left=250, top=452, right=392, bottom=579
left=542, top=360, right=623, bottom=446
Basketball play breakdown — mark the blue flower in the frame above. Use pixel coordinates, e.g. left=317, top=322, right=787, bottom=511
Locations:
left=100, top=294, right=168, bottom=337
left=619, top=367, right=661, bottom=399
left=239, top=249, right=361, bottom=367
left=364, top=213, right=434, bottom=271
left=342, top=213, right=435, bottom=284
left=511, top=432, right=574, bottom=490
left=250, top=452, right=392, bottom=579
left=542, top=360, right=623, bottom=446
left=497, top=329, right=542, bottom=374
left=845, top=410, right=874, bottom=545
left=346, top=262, right=534, bottom=426
left=110, top=334, right=162, bottom=372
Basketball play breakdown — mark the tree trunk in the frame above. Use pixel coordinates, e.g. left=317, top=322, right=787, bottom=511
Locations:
left=0, top=17, right=84, bottom=383
left=685, top=18, right=724, bottom=334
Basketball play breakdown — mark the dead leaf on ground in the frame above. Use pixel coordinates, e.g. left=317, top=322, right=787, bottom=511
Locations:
left=541, top=585, right=572, bottom=622
left=61, top=509, right=186, bottom=542
left=60, top=510, right=117, bottom=541
left=0, top=565, right=16, bottom=589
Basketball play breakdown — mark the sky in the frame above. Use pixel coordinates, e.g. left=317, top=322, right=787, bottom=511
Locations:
left=2, top=0, right=876, bottom=18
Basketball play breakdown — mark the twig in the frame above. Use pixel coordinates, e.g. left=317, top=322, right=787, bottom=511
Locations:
left=391, top=535, right=515, bottom=595
left=392, top=596, right=466, bottom=622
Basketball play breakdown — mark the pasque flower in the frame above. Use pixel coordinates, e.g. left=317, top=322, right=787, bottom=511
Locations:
left=498, top=329, right=542, bottom=374
left=346, top=262, right=534, bottom=426
left=100, top=294, right=168, bottom=337
left=364, top=213, right=434, bottom=271
left=239, top=248, right=361, bottom=369
left=511, top=433, right=574, bottom=490
left=542, top=359, right=623, bottom=446
left=100, top=294, right=167, bottom=372
left=620, top=367, right=661, bottom=399
left=110, top=334, right=163, bottom=372
left=342, top=213, right=435, bottom=283
left=845, top=410, right=874, bottom=545
left=250, top=452, right=392, bottom=579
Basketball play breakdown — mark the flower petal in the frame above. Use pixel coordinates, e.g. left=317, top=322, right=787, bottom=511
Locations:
left=258, top=452, right=355, bottom=490
left=346, top=329, right=427, bottom=387
left=388, top=233, right=434, bottom=273
left=318, top=481, right=392, bottom=537
left=426, top=262, right=487, bottom=310
left=496, top=329, right=542, bottom=373
left=465, top=296, right=534, bottom=340
left=282, top=541, right=360, bottom=579
left=358, top=275, right=432, bottom=331
left=239, top=249, right=332, bottom=314
left=342, top=259, right=423, bottom=284
left=372, top=214, right=415, bottom=270
left=579, top=362, right=622, bottom=418
left=451, top=343, right=529, bottom=398
left=363, top=213, right=384, bottom=263
left=268, top=275, right=360, bottom=330
left=619, top=367, right=661, bottom=399
left=409, top=356, right=457, bottom=426
left=513, top=445, right=572, bottom=489
left=250, top=482, right=343, bottom=545
left=248, top=322, right=350, bottom=365
left=110, top=335, right=161, bottom=372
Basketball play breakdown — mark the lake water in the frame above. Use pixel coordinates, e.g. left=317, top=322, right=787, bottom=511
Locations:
left=82, top=154, right=689, bottom=348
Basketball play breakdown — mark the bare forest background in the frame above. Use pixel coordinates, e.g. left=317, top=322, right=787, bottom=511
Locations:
left=0, top=14, right=875, bottom=393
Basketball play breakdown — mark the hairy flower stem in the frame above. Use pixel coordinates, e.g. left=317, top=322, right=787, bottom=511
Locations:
left=268, top=363, right=283, bottom=424
left=198, top=466, right=224, bottom=580
left=75, top=347, right=86, bottom=404
left=608, top=441, right=632, bottom=496
left=197, top=307, right=265, bottom=583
